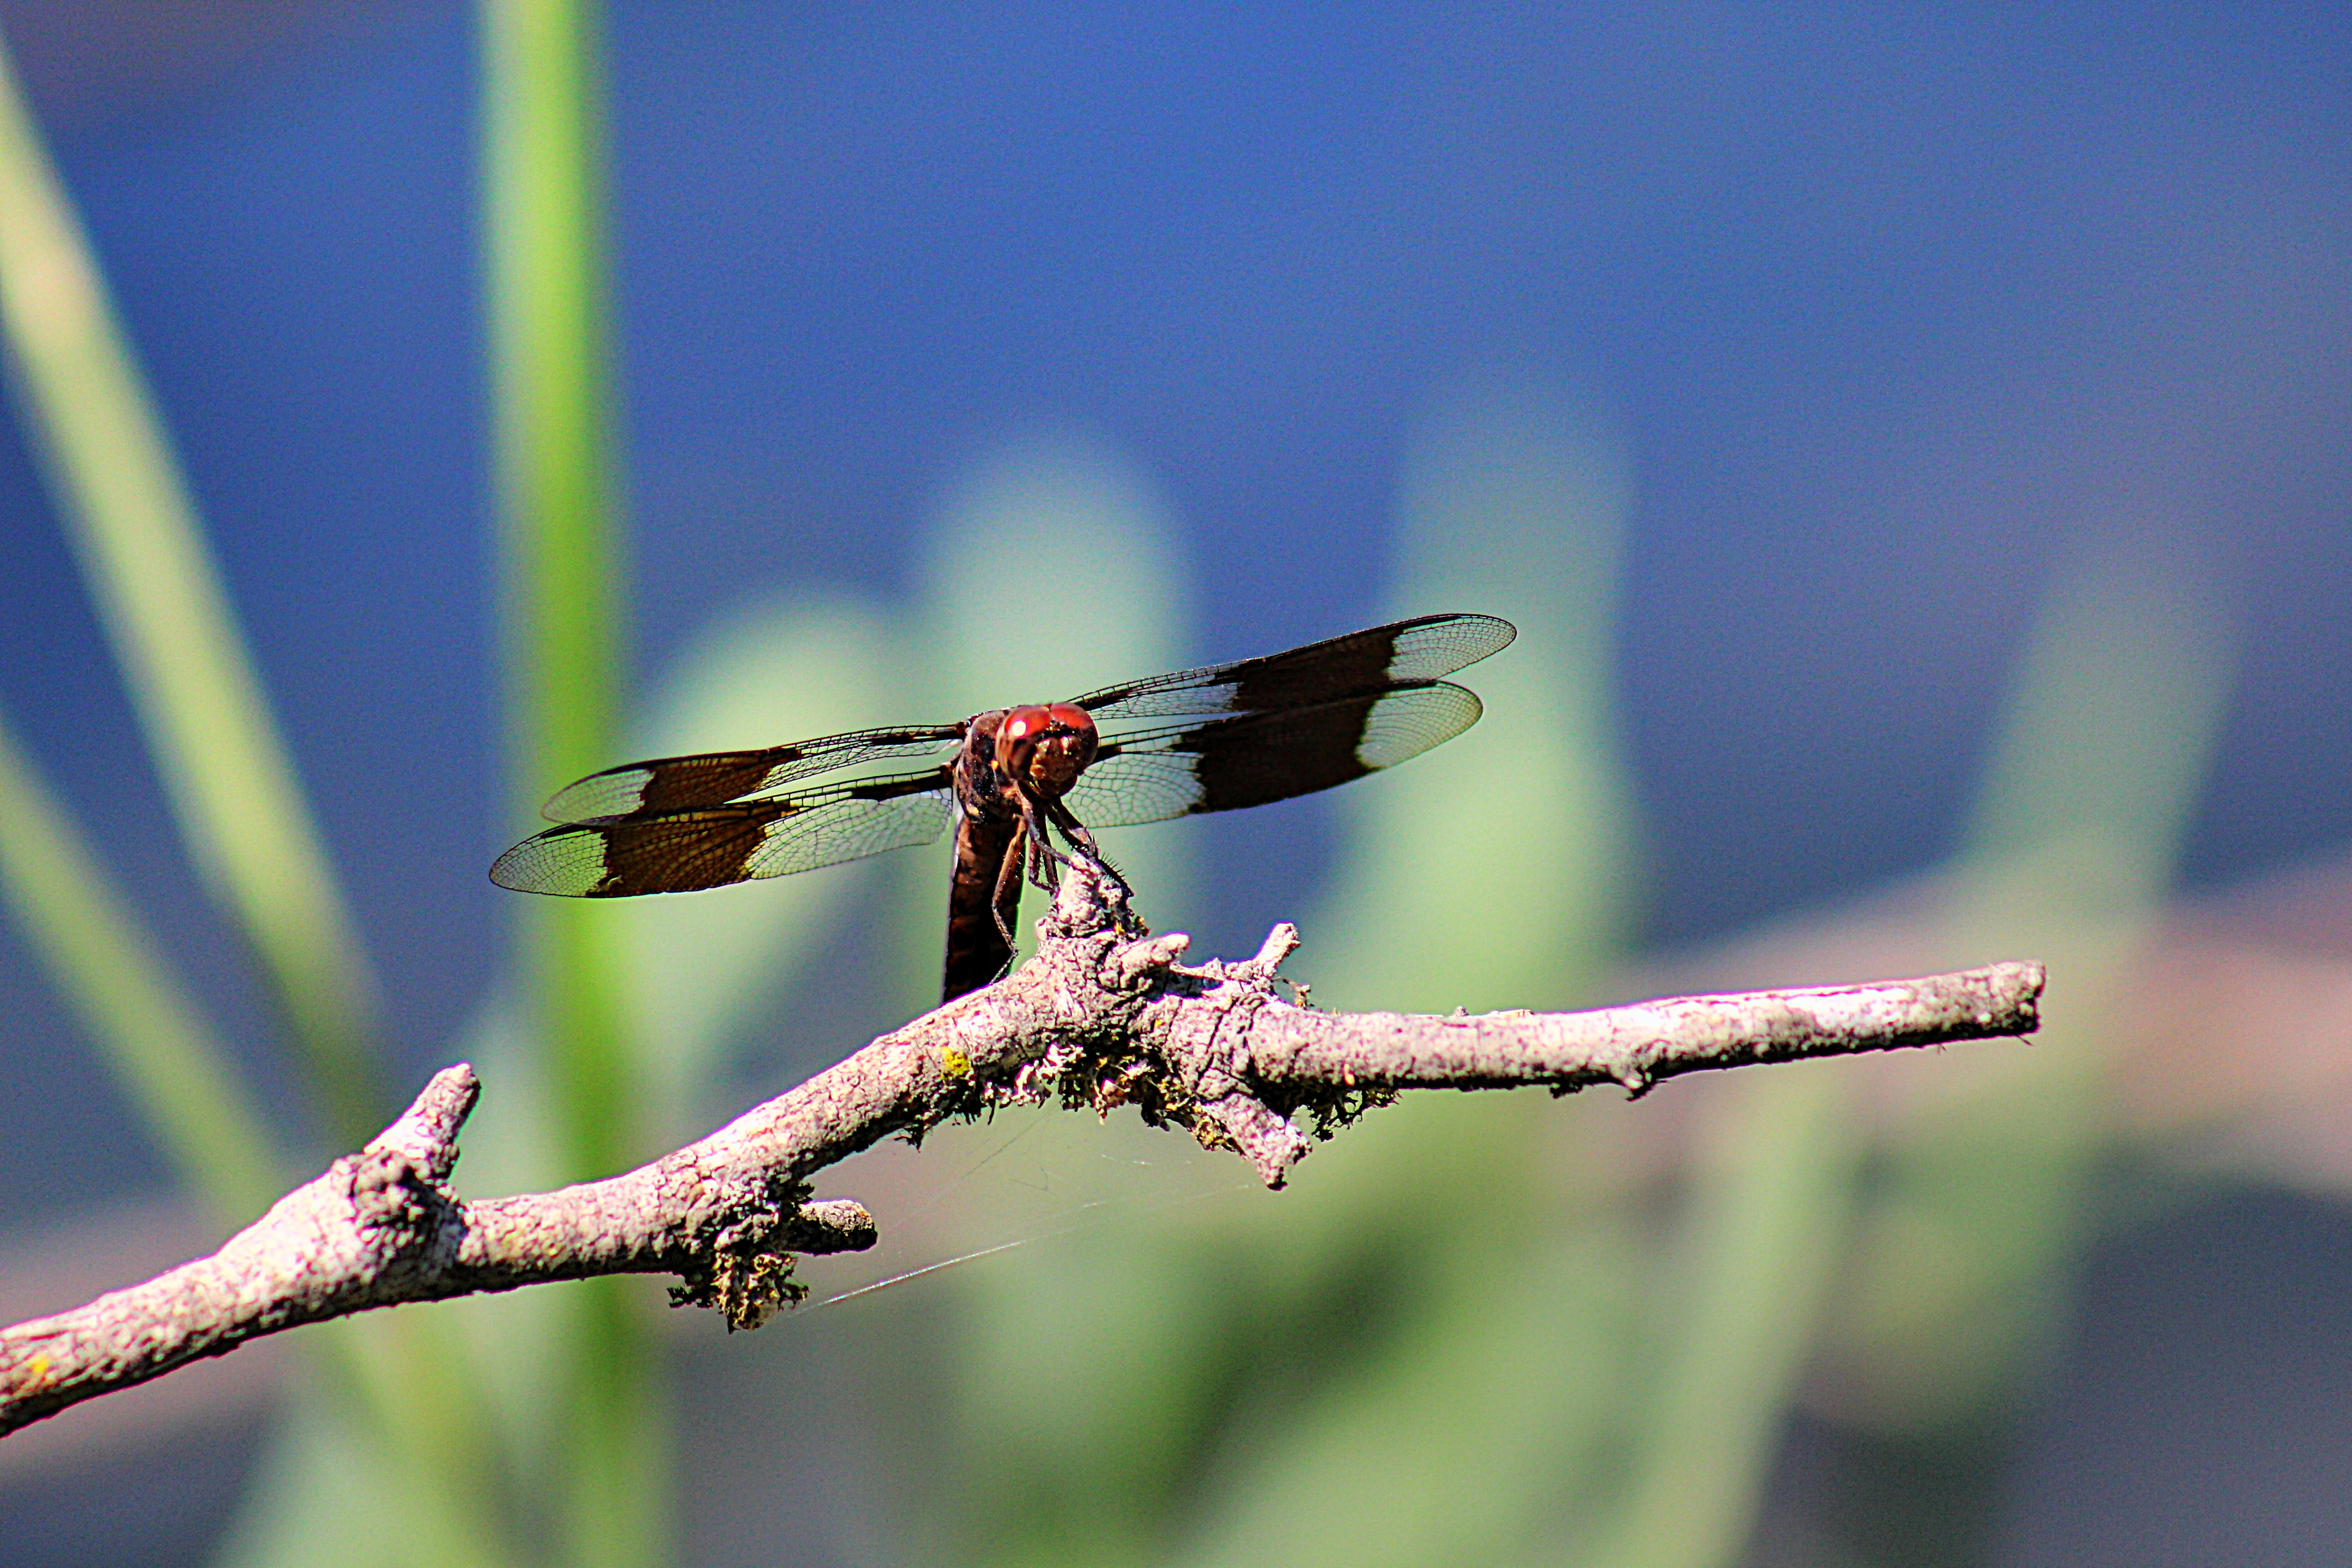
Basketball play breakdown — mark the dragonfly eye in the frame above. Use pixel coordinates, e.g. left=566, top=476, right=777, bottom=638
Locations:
left=993, top=706, right=1047, bottom=784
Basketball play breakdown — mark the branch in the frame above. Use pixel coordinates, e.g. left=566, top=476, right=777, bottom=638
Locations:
left=0, top=866, right=2042, bottom=1436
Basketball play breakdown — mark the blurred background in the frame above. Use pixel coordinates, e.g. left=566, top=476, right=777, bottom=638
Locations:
left=0, top=2, right=2348, bottom=1564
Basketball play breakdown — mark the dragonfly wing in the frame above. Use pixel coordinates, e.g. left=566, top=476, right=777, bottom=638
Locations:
left=494, top=769, right=955, bottom=895
left=1072, top=613, right=1514, bottom=722
left=539, top=724, right=964, bottom=824
left=1064, top=681, right=1485, bottom=828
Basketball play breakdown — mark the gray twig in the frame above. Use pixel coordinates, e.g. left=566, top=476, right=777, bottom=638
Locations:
left=0, top=866, right=2042, bottom=1436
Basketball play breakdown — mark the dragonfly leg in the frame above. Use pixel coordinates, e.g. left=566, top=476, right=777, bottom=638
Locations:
left=1028, top=818, right=1061, bottom=891
left=1047, top=801, right=1133, bottom=901
left=990, top=817, right=1027, bottom=951
left=1017, top=790, right=1081, bottom=892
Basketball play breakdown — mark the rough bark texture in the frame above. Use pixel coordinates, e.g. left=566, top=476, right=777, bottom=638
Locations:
left=0, top=866, right=2042, bottom=1437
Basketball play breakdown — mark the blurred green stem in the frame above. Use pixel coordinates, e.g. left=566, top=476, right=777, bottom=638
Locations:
left=0, top=703, right=527, bottom=1568
left=1591, top=538, right=2237, bottom=1568
left=483, top=0, right=631, bottom=1187
left=483, top=0, right=660, bottom=1561
left=0, top=704, right=280, bottom=1228
left=0, top=28, right=387, bottom=1146
left=0, top=22, right=530, bottom=1561
left=1595, top=1070, right=1865, bottom=1568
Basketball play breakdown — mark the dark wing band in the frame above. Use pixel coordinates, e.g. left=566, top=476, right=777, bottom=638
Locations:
left=1071, top=612, right=1514, bottom=722
left=538, top=723, right=965, bottom=825
left=492, top=769, right=955, bottom=896
left=1062, top=681, right=1484, bottom=828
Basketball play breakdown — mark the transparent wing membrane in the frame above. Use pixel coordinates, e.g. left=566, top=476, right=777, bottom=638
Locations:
left=539, top=724, right=963, bottom=824
left=1065, top=682, right=1484, bottom=827
left=1074, top=613, right=1513, bottom=721
left=494, top=771, right=955, bottom=896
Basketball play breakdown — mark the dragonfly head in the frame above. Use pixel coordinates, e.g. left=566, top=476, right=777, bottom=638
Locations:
left=995, top=703, right=1098, bottom=799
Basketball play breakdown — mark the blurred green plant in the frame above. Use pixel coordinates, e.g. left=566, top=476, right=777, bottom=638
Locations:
left=481, top=0, right=661, bottom=1560
left=1595, top=1065, right=1868, bottom=1568
left=1168, top=372, right=1643, bottom=1568
left=812, top=371, right=1649, bottom=1568
left=793, top=396, right=2239, bottom=1568
left=0, top=708, right=279, bottom=1227
left=0, top=21, right=385, bottom=1149
left=0, top=20, right=523, bottom=1568
left=1309, top=371, right=1637, bottom=1014
left=1827, top=543, right=2238, bottom=1429
left=1777, top=538, right=2237, bottom=1564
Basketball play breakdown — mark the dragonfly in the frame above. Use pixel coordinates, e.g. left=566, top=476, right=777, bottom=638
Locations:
left=491, top=612, right=1516, bottom=1001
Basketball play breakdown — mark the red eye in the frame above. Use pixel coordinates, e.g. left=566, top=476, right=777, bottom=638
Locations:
left=999, top=707, right=1050, bottom=746
left=1046, top=703, right=1094, bottom=737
